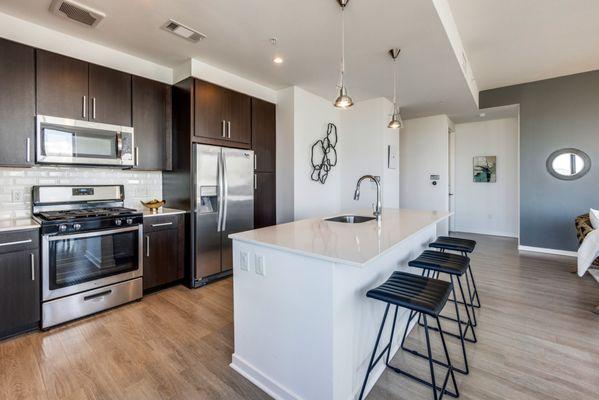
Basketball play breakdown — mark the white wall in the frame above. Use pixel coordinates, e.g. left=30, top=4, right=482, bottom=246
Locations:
left=275, top=87, right=295, bottom=224
left=400, top=115, right=450, bottom=234
left=340, top=98, right=400, bottom=211
left=292, top=87, right=341, bottom=220
left=453, top=118, right=518, bottom=237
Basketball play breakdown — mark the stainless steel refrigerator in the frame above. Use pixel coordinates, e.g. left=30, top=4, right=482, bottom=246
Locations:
left=192, top=144, right=254, bottom=285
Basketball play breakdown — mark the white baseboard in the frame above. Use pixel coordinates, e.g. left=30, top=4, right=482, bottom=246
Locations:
left=230, top=354, right=300, bottom=400
left=452, top=228, right=517, bottom=238
left=518, top=245, right=577, bottom=258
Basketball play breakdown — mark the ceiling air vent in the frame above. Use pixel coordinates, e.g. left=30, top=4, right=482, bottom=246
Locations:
left=50, top=0, right=105, bottom=27
left=162, top=19, right=206, bottom=43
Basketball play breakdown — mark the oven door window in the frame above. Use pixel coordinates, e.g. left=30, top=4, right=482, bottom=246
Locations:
left=48, top=229, right=139, bottom=290
left=42, top=127, right=117, bottom=160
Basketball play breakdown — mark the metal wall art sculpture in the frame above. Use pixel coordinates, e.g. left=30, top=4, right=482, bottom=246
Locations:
left=311, top=123, right=338, bottom=184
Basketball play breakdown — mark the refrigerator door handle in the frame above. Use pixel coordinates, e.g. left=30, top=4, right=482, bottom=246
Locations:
left=222, top=152, right=229, bottom=231
left=216, top=151, right=224, bottom=232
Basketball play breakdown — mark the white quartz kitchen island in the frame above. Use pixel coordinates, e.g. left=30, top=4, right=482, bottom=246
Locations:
left=229, top=209, right=451, bottom=400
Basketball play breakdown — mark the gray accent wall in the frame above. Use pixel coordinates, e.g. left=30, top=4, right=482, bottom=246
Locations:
left=480, top=70, right=599, bottom=251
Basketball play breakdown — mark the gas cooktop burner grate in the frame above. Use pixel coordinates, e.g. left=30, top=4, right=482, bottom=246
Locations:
left=38, top=207, right=138, bottom=221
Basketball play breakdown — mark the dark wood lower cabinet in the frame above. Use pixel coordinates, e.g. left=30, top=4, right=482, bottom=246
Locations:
left=143, top=214, right=185, bottom=291
left=0, top=232, right=40, bottom=340
left=254, top=172, right=276, bottom=229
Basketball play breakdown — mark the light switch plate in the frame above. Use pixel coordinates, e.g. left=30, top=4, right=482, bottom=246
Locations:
left=255, top=255, right=266, bottom=276
left=240, top=251, right=249, bottom=271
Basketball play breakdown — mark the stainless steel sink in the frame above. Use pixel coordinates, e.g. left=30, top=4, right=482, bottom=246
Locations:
left=324, top=215, right=376, bottom=224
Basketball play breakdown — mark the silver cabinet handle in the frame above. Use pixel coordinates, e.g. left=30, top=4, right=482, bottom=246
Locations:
left=145, top=235, right=150, bottom=257
left=221, top=120, right=226, bottom=138
left=254, top=173, right=257, bottom=190
left=92, top=97, right=96, bottom=119
left=30, top=253, right=35, bottom=281
left=82, top=95, right=87, bottom=118
left=227, top=121, right=231, bottom=138
left=151, top=222, right=173, bottom=227
left=135, top=146, right=139, bottom=167
left=0, top=239, right=33, bottom=247
left=254, top=154, right=257, bottom=170
left=26, top=138, right=31, bottom=163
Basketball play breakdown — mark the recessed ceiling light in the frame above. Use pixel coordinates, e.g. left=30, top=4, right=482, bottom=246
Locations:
left=273, top=56, right=284, bottom=64
left=479, top=112, right=486, bottom=117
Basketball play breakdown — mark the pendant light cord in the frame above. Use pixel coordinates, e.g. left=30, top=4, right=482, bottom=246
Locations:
left=339, top=6, right=345, bottom=88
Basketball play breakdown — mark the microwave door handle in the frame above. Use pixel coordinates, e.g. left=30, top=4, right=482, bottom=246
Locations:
left=116, top=133, right=123, bottom=157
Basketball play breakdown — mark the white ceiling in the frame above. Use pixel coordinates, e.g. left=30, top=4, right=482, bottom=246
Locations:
left=448, top=0, right=599, bottom=91
left=450, top=104, right=518, bottom=124
left=0, top=0, right=476, bottom=118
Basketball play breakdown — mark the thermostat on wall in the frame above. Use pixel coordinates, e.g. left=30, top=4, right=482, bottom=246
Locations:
left=430, top=175, right=440, bottom=186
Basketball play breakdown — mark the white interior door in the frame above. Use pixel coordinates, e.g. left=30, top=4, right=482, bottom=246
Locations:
left=448, top=129, right=456, bottom=232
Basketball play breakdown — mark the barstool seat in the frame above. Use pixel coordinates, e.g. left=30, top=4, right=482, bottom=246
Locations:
left=367, top=271, right=451, bottom=316
left=408, top=250, right=469, bottom=275
left=430, top=236, right=476, bottom=254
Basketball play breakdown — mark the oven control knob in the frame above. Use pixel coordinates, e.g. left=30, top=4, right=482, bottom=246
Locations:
left=73, top=223, right=82, bottom=231
left=58, top=224, right=67, bottom=233
left=126, top=218, right=133, bottom=225
left=114, top=219, right=122, bottom=226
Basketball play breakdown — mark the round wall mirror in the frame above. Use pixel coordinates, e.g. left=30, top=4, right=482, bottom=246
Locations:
left=546, top=148, right=591, bottom=180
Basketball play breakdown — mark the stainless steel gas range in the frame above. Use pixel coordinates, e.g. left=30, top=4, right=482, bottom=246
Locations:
left=32, top=185, right=143, bottom=329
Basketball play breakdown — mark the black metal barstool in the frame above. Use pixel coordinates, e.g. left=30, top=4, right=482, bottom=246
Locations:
left=403, top=250, right=475, bottom=375
left=429, top=237, right=480, bottom=311
left=359, top=271, right=458, bottom=400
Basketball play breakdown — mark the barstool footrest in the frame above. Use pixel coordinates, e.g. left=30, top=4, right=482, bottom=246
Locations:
left=417, top=319, right=478, bottom=343
left=400, top=344, right=468, bottom=375
left=387, top=364, right=458, bottom=398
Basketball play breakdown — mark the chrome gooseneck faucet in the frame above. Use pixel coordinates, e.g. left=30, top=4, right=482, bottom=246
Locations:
left=353, top=175, right=382, bottom=221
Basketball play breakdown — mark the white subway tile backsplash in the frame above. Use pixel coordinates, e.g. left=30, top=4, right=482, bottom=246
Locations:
left=0, top=166, right=162, bottom=220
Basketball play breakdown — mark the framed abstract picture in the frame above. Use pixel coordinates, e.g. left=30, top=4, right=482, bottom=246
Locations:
left=473, top=156, right=496, bottom=183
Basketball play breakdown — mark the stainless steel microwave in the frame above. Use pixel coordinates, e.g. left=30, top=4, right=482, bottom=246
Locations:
left=36, top=115, right=135, bottom=167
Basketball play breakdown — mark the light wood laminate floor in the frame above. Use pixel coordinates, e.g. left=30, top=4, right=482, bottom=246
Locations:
left=1, top=234, right=599, bottom=399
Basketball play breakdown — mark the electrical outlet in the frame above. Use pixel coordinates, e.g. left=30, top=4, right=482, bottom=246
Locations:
left=240, top=251, right=249, bottom=271
left=12, top=189, right=24, bottom=202
left=255, top=255, right=266, bottom=276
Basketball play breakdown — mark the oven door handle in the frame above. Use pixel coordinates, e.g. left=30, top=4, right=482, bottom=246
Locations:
left=46, top=226, right=140, bottom=241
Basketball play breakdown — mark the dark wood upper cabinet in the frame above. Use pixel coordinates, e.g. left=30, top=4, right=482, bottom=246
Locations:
left=36, top=50, right=88, bottom=121
left=132, top=76, right=170, bottom=170
left=254, top=172, right=276, bottom=229
left=194, top=79, right=251, bottom=145
left=251, top=98, right=276, bottom=172
left=0, top=38, right=35, bottom=167
left=194, top=79, right=230, bottom=140
left=88, top=64, right=132, bottom=126
left=229, top=90, right=251, bottom=144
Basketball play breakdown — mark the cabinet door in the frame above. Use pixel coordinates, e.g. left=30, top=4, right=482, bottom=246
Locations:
left=143, top=228, right=179, bottom=290
left=0, top=251, right=39, bottom=339
left=36, top=50, right=88, bottom=120
left=251, top=98, right=276, bottom=172
left=194, top=80, right=229, bottom=140
left=89, top=64, right=132, bottom=126
left=254, top=172, right=276, bottom=229
left=228, top=90, right=251, bottom=144
left=0, top=39, right=35, bottom=167
left=132, top=76, right=169, bottom=170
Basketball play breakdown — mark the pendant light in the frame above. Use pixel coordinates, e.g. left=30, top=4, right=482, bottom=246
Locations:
left=388, top=48, right=403, bottom=129
left=333, top=0, right=353, bottom=109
